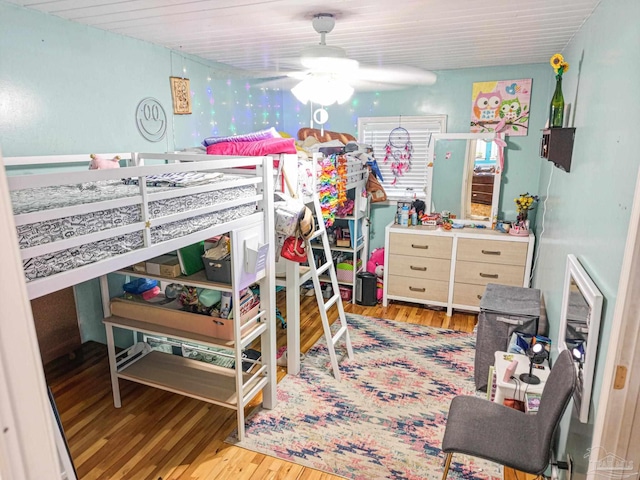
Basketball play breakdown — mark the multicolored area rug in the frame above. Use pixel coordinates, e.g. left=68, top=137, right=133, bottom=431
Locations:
left=227, top=314, right=502, bottom=480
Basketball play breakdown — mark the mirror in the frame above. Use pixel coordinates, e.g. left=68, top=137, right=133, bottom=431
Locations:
left=558, top=254, right=603, bottom=423
left=426, top=132, right=501, bottom=226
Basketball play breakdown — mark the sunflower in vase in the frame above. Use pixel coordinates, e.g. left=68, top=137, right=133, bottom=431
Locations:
left=514, top=193, right=539, bottom=229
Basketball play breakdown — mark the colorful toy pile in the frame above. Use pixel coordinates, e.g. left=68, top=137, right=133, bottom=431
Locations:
left=318, top=156, right=339, bottom=227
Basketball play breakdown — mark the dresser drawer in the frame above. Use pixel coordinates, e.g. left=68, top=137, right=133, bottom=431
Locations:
left=454, top=260, right=525, bottom=287
left=387, top=275, right=449, bottom=303
left=389, top=233, right=452, bottom=259
left=457, top=238, right=527, bottom=266
left=452, top=283, right=487, bottom=307
left=388, top=254, right=450, bottom=281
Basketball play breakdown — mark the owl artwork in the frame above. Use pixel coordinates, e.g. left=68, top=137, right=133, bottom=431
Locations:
left=473, top=91, right=502, bottom=121
left=499, top=98, right=522, bottom=121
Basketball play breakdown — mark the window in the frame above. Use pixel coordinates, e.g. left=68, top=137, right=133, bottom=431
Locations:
left=358, top=115, right=447, bottom=201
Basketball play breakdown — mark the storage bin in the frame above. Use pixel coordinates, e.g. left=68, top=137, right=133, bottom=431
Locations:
left=110, top=296, right=259, bottom=340
left=336, top=262, right=355, bottom=282
left=202, top=254, right=232, bottom=284
left=336, top=259, right=362, bottom=282
left=339, top=285, right=352, bottom=301
left=474, top=283, right=541, bottom=391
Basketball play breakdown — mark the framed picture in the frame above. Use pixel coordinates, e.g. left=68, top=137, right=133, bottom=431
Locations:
left=169, top=76, right=191, bottom=115
left=470, top=78, right=532, bottom=136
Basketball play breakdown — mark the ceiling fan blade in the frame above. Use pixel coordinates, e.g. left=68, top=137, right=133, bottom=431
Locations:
left=348, top=65, right=437, bottom=87
left=251, top=76, right=300, bottom=90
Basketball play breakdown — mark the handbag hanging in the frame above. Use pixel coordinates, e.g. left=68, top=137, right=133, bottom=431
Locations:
left=366, top=170, right=387, bottom=203
left=280, top=234, right=307, bottom=263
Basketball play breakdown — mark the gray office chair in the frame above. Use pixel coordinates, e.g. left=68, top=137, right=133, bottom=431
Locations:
left=441, top=349, right=575, bottom=479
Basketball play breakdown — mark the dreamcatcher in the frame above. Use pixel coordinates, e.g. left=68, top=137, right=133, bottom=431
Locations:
left=383, top=126, right=414, bottom=185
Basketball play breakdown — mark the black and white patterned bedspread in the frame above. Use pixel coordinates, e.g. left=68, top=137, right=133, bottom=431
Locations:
left=12, top=176, right=258, bottom=281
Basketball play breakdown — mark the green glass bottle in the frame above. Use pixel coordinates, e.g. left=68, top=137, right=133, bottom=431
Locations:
left=549, top=75, right=564, bottom=128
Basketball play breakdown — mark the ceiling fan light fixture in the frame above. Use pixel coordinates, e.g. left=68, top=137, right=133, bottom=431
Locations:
left=291, top=74, right=354, bottom=106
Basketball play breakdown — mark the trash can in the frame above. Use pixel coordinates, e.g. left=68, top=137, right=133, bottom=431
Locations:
left=474, top=283, right=541, bottom=391
left=356, top=272, right=377, bottom=306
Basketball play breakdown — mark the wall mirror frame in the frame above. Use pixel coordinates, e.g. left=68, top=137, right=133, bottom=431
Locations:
left=425, top=132, right=501, bottom=227
left=557, top=254, right=603, bottom=423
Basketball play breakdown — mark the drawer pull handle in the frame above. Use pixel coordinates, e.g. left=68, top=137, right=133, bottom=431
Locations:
left=481, top=250, right=501, bottom=255
left=409, top=286, right=426, bottom=292
left=480, top=273, right=499, bottom=279
left=411, top=244, right=429, bottom=250
left=477, top=294, right=483, bottom=300
left=410, top=266, right=427, bottom=271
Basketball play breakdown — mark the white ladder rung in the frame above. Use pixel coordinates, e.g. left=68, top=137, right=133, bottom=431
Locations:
left=317, top=261, right=332, bottom=276
left=331, top=325, right=348, bottom=346
left=309, top=228, right=325, bottom=241
left=302, top=156, right=354, bottom=381
left=324, top=293, right=340, bottom=311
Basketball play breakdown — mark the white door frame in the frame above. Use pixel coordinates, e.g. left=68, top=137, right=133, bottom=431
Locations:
left=0, top=149, right=60, bottom=479
left=588, top=166, right=640, bottom=479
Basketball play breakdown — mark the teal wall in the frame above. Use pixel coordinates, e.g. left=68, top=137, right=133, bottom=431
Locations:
left=283, top=64, right=551, bottom=249
left=530, top=0, right=639, bottom=474
left=0, top=1, right=283, bottom=345
left=0, top=1, right=283, bottom=157
left=2, top=0, right=638, bottom=468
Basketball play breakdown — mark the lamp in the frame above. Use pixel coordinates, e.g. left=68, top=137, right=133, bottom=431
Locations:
left=519, top=341, right=549, bottom=385
left=291, top=74, right=354, bottom=106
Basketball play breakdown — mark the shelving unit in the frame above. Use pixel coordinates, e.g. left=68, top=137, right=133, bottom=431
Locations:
left=100, top=222, right=275, bottom=441
left=310, top=176, right=369, bottom=303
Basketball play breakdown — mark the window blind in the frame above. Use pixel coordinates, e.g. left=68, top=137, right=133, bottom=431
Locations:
left=358, top=115, right=446, bottom=201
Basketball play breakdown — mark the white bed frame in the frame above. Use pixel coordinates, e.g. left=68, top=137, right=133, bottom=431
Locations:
left=165, top=151, right=370, bottom=376
left=5, top=152, right=273, bottom=300
left=4, top=151, right=278, bottom=443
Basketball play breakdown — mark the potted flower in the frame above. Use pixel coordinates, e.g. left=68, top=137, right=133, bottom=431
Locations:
left=511, top=193, right=539, bottom=236
left=549, top=53, right=570, bottom=127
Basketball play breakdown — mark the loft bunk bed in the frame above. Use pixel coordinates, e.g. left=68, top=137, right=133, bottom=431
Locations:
left=3, top=151, right=277, bottom=440
left=168, top=149, right=370, bottom=376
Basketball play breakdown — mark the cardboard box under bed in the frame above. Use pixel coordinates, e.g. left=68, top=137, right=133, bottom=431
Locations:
left=110, top=297, right=260, bottom=340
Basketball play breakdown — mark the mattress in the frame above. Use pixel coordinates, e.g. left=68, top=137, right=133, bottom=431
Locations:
left=12, top=176, right=257, bottom=281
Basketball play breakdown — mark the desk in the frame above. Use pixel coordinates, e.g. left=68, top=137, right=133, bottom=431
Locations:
left=492, top=351, right=550, bottom=405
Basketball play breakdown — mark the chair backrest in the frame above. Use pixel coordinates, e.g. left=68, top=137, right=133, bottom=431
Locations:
left=535, top=350, right=576, bottom=453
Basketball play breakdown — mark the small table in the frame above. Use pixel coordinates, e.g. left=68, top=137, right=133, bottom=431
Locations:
left=492, top=351, right=550, bottom=406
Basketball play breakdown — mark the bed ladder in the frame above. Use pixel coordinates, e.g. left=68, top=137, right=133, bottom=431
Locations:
left=304, top=194, right=354, bottom=381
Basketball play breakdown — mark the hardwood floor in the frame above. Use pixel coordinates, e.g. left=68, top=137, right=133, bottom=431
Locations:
left=45, top=290, right=502, bottom=479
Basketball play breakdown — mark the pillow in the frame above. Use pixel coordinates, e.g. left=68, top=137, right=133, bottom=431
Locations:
left=297, top=127, right=356, bottom=145
left=206, top=137, right=297, bottom=156
left=202, top=127, right=280, bottom=147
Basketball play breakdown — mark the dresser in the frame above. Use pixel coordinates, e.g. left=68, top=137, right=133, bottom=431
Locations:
left=383, top=224, right=534, bottom=315
left=471, top=173, right=494, bottom=205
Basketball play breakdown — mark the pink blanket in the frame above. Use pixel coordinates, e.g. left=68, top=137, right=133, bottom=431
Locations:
left=206, top=137, right=297, bottom=156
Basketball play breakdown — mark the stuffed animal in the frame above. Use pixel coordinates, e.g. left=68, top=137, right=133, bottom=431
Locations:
left=366, top=247, right=385, bottom=302
left=89, top=153, right=120, bottom=170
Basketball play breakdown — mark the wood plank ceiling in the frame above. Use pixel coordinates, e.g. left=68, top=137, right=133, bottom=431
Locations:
left=7, top=0, right=600, bottom=74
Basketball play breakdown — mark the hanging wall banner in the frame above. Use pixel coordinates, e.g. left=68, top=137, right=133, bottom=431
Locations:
left=470, top=78, right=532, bottom=136
left=170, top=76, right=192, bottom=115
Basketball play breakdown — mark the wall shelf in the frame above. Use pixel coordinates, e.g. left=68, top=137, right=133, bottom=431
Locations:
left=540, top=127, right=576, bottom=172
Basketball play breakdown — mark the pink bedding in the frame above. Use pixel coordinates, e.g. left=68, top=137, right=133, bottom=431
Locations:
left=206, top=137, right=297, bottom=156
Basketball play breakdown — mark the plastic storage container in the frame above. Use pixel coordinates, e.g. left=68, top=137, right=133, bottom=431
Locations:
left=474, top=283, right=541, bottom=391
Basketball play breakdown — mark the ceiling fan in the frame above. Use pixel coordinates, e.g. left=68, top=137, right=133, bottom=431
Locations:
left=256, top=13, right=437, bottom=104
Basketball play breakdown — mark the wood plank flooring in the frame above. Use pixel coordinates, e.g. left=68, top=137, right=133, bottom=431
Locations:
left=45, top=290, right=522, bottom=480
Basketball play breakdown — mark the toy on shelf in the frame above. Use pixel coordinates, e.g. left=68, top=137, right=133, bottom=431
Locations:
left=366, top=247, right=385, bottom=302
left=89, top=153, right=121, bottom=170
